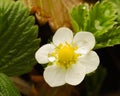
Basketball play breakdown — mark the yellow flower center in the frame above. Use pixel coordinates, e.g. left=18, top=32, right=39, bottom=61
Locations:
left=50, top=43, right=80, bottom=69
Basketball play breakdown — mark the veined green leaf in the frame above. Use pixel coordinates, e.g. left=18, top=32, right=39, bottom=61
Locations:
left=110, top=0, right=120, bottom=25
left=70, top=0, right=119, bottom=49
left=0, top=0, right=40, bottom=76
left=95, top=27, right=120, bottom=49
left=0, top=73, right=20, bottom=96
left=86, top=1, right=117, bottom=37
left=70, top=4, right=89, bottom=32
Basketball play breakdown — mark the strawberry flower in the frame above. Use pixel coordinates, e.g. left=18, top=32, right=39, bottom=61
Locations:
left=35, top=27, right=99, bottom=87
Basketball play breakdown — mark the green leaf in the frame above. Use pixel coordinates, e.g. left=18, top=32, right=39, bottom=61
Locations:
left=70, top=4, right=89, bottom=32
left=85, top=1, right=117, bottom=36
left=110, top=0, right=120, bottom=25
left=95, top=27, right=120, bottom=49
left=0, top=73, right=20, bottom=96
left=87, top=0, right=118, bottom=49
left=0, top=0, right=40, bottom=76
left=70, top=1, right=119, bottom=49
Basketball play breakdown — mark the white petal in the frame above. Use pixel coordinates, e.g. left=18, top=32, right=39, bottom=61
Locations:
left=35, top=44, right=55, bottom=64
left=79, top=51, right=100, bottom=74
left=65, top=63, right=86, bottom=85
left=73, top=32, right=95, bottom=54
left=53, top=27, right=73, bottom=46
left=44, top=65, right=66, bottom=87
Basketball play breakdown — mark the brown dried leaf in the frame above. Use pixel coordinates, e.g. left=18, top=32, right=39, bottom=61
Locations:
left=23, top=0, right=84, bottom=31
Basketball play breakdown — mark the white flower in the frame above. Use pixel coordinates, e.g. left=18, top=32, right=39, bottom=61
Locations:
left=35, top=27, right=100, bottom=87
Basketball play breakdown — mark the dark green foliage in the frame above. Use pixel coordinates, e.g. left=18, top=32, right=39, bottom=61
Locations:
left=0, top=73, right=21, bottom=96
left=0, top=0, right=40, bottom=76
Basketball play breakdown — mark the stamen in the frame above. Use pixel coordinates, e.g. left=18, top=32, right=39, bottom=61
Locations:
left=49, top=43, right=80, bottom=68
